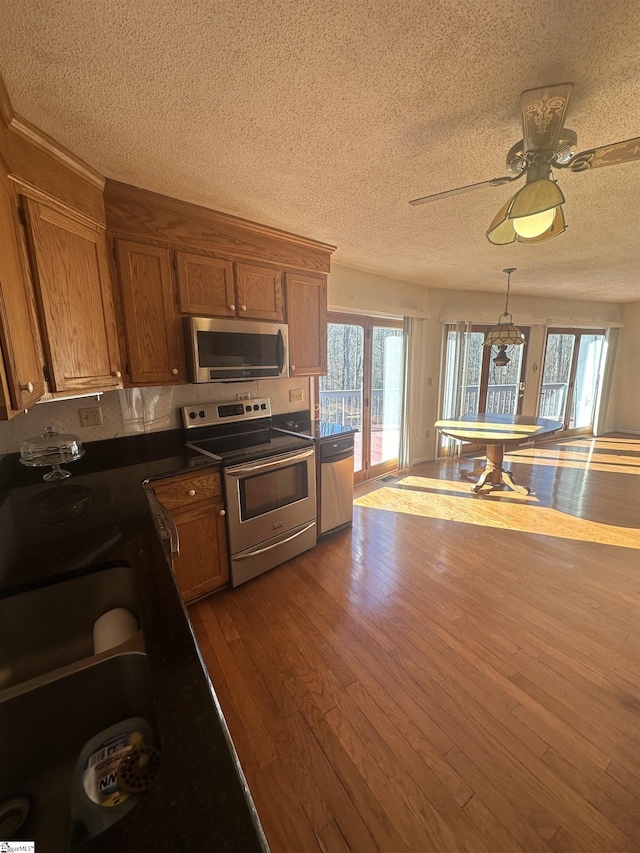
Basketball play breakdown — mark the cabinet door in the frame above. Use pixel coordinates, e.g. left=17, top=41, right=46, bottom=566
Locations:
left=235, top=262, right=284, bottom=322
left=175, top=251, right=235, bottom=317
left=285, top=272, right=327, bottom=376
left=23, top=198, right=121, bottom=393
left=171, top=499, right=229, bottom=602
left=115, top=240, right=185, bottom=385
left=0, top=172, right=44, bottom=411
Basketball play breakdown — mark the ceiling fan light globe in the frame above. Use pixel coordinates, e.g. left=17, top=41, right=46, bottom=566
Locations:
left=513, top=207, right=556, bottom=238
left=508, top=178, right=565, bottom=219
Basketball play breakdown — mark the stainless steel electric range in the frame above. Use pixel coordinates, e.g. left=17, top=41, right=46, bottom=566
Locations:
left=183, top=399, right=317, bottom=587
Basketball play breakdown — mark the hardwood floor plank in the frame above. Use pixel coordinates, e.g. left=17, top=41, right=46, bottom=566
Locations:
left=190, top=436, right=640, bottom=853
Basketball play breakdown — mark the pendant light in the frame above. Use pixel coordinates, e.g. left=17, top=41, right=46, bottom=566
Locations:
left=483, top=268, right=525, bottom=366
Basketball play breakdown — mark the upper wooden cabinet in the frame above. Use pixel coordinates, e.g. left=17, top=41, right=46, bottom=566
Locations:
left=176, top=252, right=284, bottom=322
left=235, top=262, right=284, bottom=322
left=0, top=168, right=44, bottom=415
left=285, top=272, right=327, bottom=376
left=22, top=197, right=122, bottom=394
left=175, top=251, right=235, bottom=317
left=114, top=240, right=186, bottom=386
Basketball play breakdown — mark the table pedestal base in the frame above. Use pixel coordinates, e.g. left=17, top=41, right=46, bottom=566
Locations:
left=460, top=444, right=529, bottom=496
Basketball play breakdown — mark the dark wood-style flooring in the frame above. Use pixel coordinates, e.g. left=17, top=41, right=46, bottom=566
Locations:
left=191, top=435, right=640, bottom=852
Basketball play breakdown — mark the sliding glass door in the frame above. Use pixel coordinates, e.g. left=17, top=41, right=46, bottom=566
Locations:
left=318, top=313, right=403, bottom=483
left=538, top=329, right=605, bottom=433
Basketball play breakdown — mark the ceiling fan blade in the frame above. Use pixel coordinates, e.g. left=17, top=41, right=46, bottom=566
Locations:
left=568, top=136, right=640, bottom=172
left=521, top=83, right=574, bottom=153
left=409, top=175, right=521, bottom=206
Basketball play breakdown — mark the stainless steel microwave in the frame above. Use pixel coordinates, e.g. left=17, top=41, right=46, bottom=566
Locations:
left=185, top=317, right=289, bottom=382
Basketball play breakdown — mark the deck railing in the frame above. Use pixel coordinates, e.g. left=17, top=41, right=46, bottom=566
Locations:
left=321, top=381, right=568, bottom=425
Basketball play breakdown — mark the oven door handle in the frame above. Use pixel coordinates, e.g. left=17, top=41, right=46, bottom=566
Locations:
left=226, top=447, right=315, bottom=476
left=234, top=521, right=316, bottom=561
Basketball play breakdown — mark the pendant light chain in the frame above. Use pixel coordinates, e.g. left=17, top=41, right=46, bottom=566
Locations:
left=502, top=267, right=516, bottom=319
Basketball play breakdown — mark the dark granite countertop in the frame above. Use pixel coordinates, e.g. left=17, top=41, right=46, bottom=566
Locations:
left=273, top=417, right=359, bottom=441
left=0, top=429, right=268, bottom=852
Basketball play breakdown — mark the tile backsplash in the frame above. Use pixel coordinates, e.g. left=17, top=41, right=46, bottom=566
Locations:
left=0, top=377, right=311, bottom=454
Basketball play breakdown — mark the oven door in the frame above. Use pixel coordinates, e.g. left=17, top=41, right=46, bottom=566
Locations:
left=224, top=447, right=316, bottom=553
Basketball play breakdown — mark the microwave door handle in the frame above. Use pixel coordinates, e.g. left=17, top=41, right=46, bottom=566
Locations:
left=276, top=329, right=284, bottom=372
left=226, top=447, right=315, bottom=476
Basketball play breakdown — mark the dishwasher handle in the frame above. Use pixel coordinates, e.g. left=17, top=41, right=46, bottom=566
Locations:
left=321, top=449, right=354, bottom=464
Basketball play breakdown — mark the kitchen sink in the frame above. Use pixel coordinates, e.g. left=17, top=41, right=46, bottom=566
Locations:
left=0, top=565, right=139, bottom=690
left=0, top=566, right=159, bottom=851
left=0, top=652, right=157, bottom=851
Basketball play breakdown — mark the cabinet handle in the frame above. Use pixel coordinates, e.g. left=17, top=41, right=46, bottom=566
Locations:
left=188, top=489, right=196, bottom=497
left=219, top=509, right=226, bottom=517
left=113, top=370, right=122, bottom=378
left=229, top=304, right=236, bottom=311
left=240, top=304, right=247, bottom=311
left=171, top=368, right=179, bottom=376
left=20, top=381, right=34, bottom=394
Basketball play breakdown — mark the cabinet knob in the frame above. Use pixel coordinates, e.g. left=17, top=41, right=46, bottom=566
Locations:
left=19, top=381, right=34, bottom=394
left=240, top=304, right=247, bottom=312
left=171, top=368, right=179, bottom=376
left=290, top=365, right=296, bottom=372
left=113, top=370, right=122, bottom=378
left=219, top=509, right=226, bottom=517
left=188, top=489, right=196, bottom=497
left=229, top=304, right=236, bottom=311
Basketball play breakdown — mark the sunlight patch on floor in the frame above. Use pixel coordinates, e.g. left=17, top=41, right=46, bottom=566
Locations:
left=353, top=487, right=640, bottom=549
left=501, top=452, right=640, bottom=476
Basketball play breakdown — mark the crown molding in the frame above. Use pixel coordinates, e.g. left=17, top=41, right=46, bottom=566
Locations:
left=8, top=114, right=105, bottom=190
left=0, top=70, right=104, bottom=190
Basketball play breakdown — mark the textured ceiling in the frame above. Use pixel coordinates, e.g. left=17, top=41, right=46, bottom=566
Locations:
left=0, top=0, right=639, bottom=302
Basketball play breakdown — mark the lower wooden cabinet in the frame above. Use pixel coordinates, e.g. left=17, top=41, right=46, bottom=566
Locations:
left=148, top=469, right=229, bottom=603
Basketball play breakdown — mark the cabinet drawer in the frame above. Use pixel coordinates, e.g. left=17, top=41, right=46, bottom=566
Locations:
left=152, top=470, right=223, bottom=511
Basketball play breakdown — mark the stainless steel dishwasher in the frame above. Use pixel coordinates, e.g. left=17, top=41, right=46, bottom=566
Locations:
left=318, top=434, right=354, bottom=535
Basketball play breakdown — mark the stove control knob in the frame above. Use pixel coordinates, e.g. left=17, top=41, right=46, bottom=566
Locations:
left=245, top=406, right=252, bottom=413
left=260, top=403, right=267, bottom=409
left=189, top=412, right=197, bottom=420
left=253, top=405, right=259, bottom=411
left=199, top=410, right=207, bottom=418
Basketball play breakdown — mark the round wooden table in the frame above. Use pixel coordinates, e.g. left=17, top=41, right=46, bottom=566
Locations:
left=435, top=414, right=564, bottom=495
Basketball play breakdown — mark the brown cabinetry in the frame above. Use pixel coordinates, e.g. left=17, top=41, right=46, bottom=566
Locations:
left=149, top=469, right=229, bottom=603
left=175, top=251, right=235, bottom=317
left=285, top=272, right=327, bottom=376
left=235, top=262, right=284, bottom=321
left=0, top=168, right=44, bottom=415
left=115, top=240, right=186, bottom=386
left=22, top=197, right=122, bottom=394
left=175, top=253, right=284, bottom=322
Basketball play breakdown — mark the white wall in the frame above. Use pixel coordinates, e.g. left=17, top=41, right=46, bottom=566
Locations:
left=606, top=301, right=640, bottom=433
left=328, top=264, right=429, bottom=317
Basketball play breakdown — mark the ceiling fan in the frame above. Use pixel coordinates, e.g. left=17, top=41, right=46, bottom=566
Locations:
left=409, top=83, right=640, bottom=244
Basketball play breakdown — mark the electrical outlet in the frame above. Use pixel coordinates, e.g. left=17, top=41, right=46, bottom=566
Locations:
left=236, top=392, right=251, bottom=400
left=289, top=388, right=303, bottom=403
left=79, top=406, right=103, bottom=427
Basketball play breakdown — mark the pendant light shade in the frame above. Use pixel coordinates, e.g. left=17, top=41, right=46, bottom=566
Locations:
left=486, top=177, right=566, bottom=245
left=483, top=268, right=525, bottom=366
